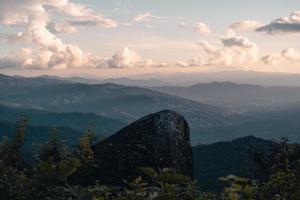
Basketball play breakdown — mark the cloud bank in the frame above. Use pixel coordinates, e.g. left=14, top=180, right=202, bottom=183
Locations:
left=0, top=0, right=117, bottom=69
left=256, top=11, right=300, bottom=34
left=103, top=47, right=154, bottom=68
left=197, top=35, right=259, bottom=66
left=1, top=2, right=299, bottom=71
left=262, top=48, right=300, bottom=65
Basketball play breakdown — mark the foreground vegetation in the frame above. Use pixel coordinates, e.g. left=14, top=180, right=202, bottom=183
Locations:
left=0, top=118, right=300, bottom=200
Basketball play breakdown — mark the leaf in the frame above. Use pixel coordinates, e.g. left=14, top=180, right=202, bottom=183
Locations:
left=140, top=167, right=157, bottom=178
left=134, top=176, right=143, bottom=184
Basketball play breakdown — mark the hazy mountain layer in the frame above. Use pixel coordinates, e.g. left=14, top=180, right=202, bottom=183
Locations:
left=40, top=75, right=169, bottom=87
left=1, top=74, right=300, bottom=144
left=0, top=104, right=126, bottom=135
left=152, top=82, right=300, bottom=112
left=0, top=74, right=238, bottom=137
left=133, top=71, right=300, bottom=87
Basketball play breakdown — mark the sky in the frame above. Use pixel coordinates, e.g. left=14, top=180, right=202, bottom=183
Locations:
left=0, top=0, right=300, bottom=77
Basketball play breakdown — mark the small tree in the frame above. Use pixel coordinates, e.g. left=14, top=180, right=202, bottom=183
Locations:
left=256, top=138, right=300, bottom=200
left=75, top=123, right=97, bottom=166
left=0, top=116, right=29, bottom=168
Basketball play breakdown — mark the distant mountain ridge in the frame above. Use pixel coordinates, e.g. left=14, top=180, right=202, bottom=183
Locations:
left=0, top=104, right=126, bottom=135
left=133, top=70, right=300, bottom=87
left=39, top=70, right=300, bottom=87
left=152, top=81, right=300, bottom=112
left=6, top=70, right=300, bottom=88
left=39, top=74, right=168, bottom=87
left=0, top=73, right=67, bottom=87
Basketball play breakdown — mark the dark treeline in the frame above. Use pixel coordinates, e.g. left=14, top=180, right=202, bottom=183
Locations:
left=0, top=118, right=300, bottom=200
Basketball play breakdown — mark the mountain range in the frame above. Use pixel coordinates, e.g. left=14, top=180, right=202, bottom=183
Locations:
left=0, top=74, right=239, bottom=143
left=1, top=73, right=300, bottom=144
left=13, top=70, right=300, bottom=87
left=132, top=70, right=300, bottom=87
left=39, top=75, right=168, bottom=87
left=152, top=82, right=300, bottom=112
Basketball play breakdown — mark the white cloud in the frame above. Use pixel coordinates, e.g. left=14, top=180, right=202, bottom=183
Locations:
left=194, top=22, right=211, bottom=35
left=0, top=48, right=33, bottom=69
left=261, top=48, right=300, bottom=65
left=49, top=16, right=117, bottom=34
left=134, top=12, right=163, bottom=22
left=188, top=56, right=206, bottom=67
left=157, top=35, right=259, bottom=68
left=282, top=48, right=300, bottom=63
left=56, top=2, right=117, bottom=28
left=261, top=54, right=283, bottom=66
left=104, top=47, right=154, bottom=68
left=174, top=61, right=190, bottom=67
left=0, top=0, right=117, bottom=69
left=221, top=35, right=258, bottom=50
left=256, top=11, right=300, bottom=34
left=228, top=20, right=264, bottom=31
left=196, top=34, right=259, bottom=66
left=48, top=21, right=78, bottom=34
left=175, top=56, right=205, bottom=67
left=198, top=41, right=233, bottom=66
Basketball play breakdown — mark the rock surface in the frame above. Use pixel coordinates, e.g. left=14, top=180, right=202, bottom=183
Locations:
left=84, top=110, right=193, bottom=184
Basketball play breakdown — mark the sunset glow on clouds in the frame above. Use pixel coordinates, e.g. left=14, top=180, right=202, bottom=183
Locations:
left=0, top=0, right=300, bottom=75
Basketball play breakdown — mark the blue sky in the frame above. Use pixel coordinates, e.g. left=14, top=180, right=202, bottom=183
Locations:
left=0, top=0, right=300, bottom=77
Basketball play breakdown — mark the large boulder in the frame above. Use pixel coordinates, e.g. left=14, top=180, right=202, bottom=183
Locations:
left=77, top=110, right=193, bottom=185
